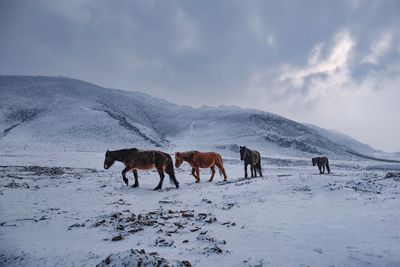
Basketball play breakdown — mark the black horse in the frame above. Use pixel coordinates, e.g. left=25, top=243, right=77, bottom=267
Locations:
left=103, top=148, right=179, bottom=190
left=312, top=156, right=331, bottom=174
left=239, top=146, right=262, bottom=178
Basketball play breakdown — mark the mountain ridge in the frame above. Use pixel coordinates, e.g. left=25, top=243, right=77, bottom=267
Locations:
left=0, top=75, right=383, bottom=159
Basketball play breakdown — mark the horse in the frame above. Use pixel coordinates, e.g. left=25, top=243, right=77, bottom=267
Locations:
left=175, top=151, right=228, bottom=183
left=239, top=146, right=262, bottom=178
left=312, top=156, right=331, bottom=174
left=103, top=148, right=179, bottom=190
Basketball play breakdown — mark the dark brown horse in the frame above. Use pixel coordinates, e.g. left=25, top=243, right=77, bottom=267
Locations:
left=103, top=148, right=179, bottom=190
left=175, top=151, right=228, bottom=183
left=312, top=156, right=330, bottom=174
left=239, top=146, right=262, bottom=178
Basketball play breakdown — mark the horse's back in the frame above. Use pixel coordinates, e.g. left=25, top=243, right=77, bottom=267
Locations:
left=192, top=151, right=223, bottom=168
left=128, top=149, right=170, bottom=168
left=316, top=156, right=329, bottom=165
left=249, top=149, right=261, bottom=162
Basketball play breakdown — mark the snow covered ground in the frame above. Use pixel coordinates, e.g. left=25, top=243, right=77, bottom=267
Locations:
left=1, top=152, right=400, bottom=266
left=1, top=76, right=400, bottom=266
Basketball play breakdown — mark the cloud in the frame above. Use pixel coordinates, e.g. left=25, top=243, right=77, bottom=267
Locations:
left=247, top=30, right=355, bottom=106
left=362, top=31, right=393, bottom=65
left=173, top=5, right=200, bottom=52
left=281, top=30, right=354, bottom=89
left=1, top=0, right=399, bottom=151
left=248, top=14, right=275, bottom=46
left=246, top=29, right=400, bottom=152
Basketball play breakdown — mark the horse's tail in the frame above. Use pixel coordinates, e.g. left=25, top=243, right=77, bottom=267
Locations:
left=216, top=153, right=228, bottom=180
left=165, top=153, right=179, bottom=188
left=257, top=152, right=263, bottom=176
left=326, top=158, right=331, bottom=174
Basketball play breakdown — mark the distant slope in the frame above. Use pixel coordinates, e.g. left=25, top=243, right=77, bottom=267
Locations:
left=0, top=75, right=383, bottom=159
left=304, top=123, right=380, bottom=155
left=345, top=150, right=400, bottom=163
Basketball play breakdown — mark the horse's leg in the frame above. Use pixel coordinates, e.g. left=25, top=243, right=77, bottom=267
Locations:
left=195, top=167, right=200, bottom=183
left=165, top=164, right=179, bottom=189
left=244, top=163, right=248, bottom=178
left=322, top=164, right=325, bottom=174
left=154, top=167, right=165, bottom=190
left=326, top=161, right=331, bottom=174
left=132, top=169, right=139, bottom=187
left=215, top=161, right=227, bottom=181
left=208, top=166, right=216, bottom=182
left=258, top=161, right=263, bottom=177
left=318, top=164, right=323, bottom=174
left=251, top=165, right=254, bottom=178
left=191, top=168, right=197, bottom=180
left=122, top=167, right=131, bottom=186
left=220, top=167, right=228, bottom=181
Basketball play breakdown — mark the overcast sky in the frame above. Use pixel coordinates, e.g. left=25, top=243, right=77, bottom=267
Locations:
left=1, top=0, right=399, bottom=152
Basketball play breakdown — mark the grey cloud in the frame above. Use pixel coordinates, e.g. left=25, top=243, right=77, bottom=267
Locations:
left=0, top=0, right=399, bottom=151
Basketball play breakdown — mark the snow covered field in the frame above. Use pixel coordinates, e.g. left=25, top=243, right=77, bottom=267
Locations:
left=1, top=76, right=399, bottom=266
left=1, top=152, right=400, bottom=266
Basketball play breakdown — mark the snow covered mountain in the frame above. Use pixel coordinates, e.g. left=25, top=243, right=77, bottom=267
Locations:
left=304, top=123, right=381, bottom=155
left=0, top=75, right=382, bottom=158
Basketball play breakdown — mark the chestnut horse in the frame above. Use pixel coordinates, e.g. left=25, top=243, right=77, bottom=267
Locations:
left=103, top=148, right=179, bottom=190
left=175, top=151, right=228, bottom=183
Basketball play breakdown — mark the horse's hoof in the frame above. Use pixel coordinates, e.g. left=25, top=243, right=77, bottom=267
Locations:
left=153, top=187, right=161, bottom=191
left=207, top=179, right=213, bottom=182
left=195, top=180, right=200, bottom=183
left=132, top=184, right=139, bottom=188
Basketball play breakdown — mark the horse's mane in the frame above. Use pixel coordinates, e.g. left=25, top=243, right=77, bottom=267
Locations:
left=178, top=151, right=199, bottom=161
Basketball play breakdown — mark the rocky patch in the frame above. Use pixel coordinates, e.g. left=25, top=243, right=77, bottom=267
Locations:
left=97, top=249, right=191, bottom=267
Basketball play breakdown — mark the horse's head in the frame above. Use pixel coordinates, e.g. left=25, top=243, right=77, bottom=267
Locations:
left=239, top=146, right=246, bottom=161
left=104, top=150, right=115, bottom=169
left=312, top=158, right=316, bottom=166
left=175, top=152, right=183, bottom=168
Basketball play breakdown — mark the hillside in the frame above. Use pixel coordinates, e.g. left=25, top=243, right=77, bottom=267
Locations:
left=0, top=75, right=380, bottom=159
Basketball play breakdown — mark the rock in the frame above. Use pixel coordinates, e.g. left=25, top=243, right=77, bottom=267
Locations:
left=94, top=219, right=106, bottom=227
left=128, top=227, right=143, bottom=234
left=205, top=216, right=217, bottom=223
left=181, top=212, right=194, bottom=218
left=97, top=249, right=191, bottom=267
left=110, top=212, right=122, bottom=219
left=386, top=172, right=400, bottom=178
left=174, top=222, right=185, bottom=229
left=204, top=244, right=224, bottom=254
left=155, top=237, right=174, bottom=247
left=111, top=234, right=123, bottom=241
left=68, top=223, right=85, bottom=230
